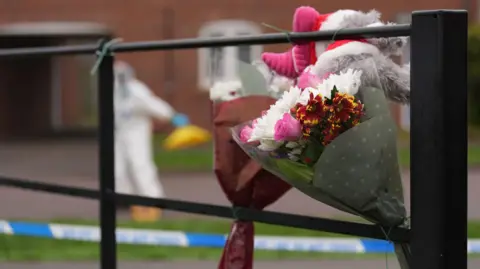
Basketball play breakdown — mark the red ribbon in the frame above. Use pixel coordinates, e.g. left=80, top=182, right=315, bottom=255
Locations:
left=218, top=221, right=254, bottom=269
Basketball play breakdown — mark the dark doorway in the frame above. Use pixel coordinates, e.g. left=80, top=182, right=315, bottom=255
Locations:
left=0, top=23, right=112, bottom=140
left=0, top=37, right=53, bottom=139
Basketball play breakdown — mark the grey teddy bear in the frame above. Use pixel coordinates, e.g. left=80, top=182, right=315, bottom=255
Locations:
left=260, top=8, right=411, bottom=104
left=309, top=11, right=411, bottom=104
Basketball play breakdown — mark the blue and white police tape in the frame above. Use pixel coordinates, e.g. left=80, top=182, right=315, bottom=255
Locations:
left=1, top=220, right=480, bottom=253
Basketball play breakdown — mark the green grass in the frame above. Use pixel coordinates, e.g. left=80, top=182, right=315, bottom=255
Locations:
left=154, top=145, right=213, bottom=171
left=153, top=134, right=213, bottom=172
left=1, top=219, right=480, bottom=262
left=0, top=219, right=373, bottom=262
left=0, top=236, right=385, bottom=262
left=398, top=144, right=480, bottom=167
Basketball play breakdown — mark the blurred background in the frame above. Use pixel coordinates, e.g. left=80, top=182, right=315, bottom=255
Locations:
left=0, top=0, right=479, bottom=268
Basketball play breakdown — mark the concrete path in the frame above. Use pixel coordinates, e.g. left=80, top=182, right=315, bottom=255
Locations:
left=0, top=139, right=478, bottom=221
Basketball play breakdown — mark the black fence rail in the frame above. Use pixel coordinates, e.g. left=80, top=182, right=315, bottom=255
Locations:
left=0, top=9, right=468, bottom=269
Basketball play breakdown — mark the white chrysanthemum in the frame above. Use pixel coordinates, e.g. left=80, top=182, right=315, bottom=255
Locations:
left=297, top=69, right=363, bottom=105
left=249, top=69, right=363, bottom=152
left=258, top=140, right=283, bottom=151
left=321, top=69, right=363, bottom=96
left=209, top=80, right=242, bottom=102
left=249, top=86, right=302, bottom=142
left=297, top=86, right=327, bottom=105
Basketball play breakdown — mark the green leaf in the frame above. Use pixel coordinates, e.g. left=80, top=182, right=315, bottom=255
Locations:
left=273, top=158, right=314, bottom=184
left=299, top=139, right=324, bottom=166
left=330, top=86, right=339, bottom=100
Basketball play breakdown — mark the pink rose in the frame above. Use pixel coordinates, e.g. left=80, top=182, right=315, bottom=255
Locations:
left=297, top=71, right=322, bottom=89
left=240, top=125, right=254, bottom=143
left=296, top=71, right=333, bottom=90
left=274, top=113, right=302, bottom=142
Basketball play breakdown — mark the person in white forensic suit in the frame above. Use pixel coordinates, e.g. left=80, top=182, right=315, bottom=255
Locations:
left=114, top=61, right=189, bottom=222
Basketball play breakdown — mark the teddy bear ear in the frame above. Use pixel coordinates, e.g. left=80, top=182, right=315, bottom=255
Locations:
left=399, top=36, right=409, bottom=48
left=385, top=22, right=409, bottom=47
left=385, top=36, right=409, bottom=56
left=364, top=21, right=409, bottom=56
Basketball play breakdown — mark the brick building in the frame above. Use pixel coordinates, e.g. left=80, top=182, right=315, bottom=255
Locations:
left=0, top=0, right=474, bottom=139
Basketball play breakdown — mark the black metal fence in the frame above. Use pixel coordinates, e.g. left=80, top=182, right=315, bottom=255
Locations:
left=0, top=9, right=468, bottom=269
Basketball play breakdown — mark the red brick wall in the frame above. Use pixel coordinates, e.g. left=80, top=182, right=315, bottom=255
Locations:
left=56, top=56, right=79, bottom=127
left=0, top=0, right=468, bottom=132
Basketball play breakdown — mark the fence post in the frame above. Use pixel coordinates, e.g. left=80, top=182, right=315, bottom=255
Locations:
left=97, top=51, right=117, bottom=269
left=410, top=10, right=468, bottom=269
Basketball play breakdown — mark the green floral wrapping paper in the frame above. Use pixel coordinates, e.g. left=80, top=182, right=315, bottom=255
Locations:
left=232, top=86, right=407, bottom=227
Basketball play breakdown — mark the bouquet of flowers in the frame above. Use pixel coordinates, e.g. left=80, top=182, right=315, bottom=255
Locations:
left=231, top=6, right=411, bottom=268
left=232, top=60, right=407, bottom=227
left=211, top=60, right=293, bottom=269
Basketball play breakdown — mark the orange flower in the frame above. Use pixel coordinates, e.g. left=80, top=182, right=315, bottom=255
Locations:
left=328, top=92, right=360, bottom=122
left=322, top=122, right=341, bottom=146
left=290, top=90, right=364, bottom=143
left=302, top=126, right=312, bottom=137
left=294, top=93, right=326, bottom=126
left=351, top=117, right=361, bottom=127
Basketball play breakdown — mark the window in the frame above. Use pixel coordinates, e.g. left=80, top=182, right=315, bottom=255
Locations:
left=238, top=45, right=252, bottom=63
left=50, top=38, right=99, bottom=130
left=198, top=20, right=262, bottom=89
left=206, top=32, right=225, bottom=84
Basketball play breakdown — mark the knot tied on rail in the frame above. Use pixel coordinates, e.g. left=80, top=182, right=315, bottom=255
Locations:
left=90, top=38, right=123, bottom=75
